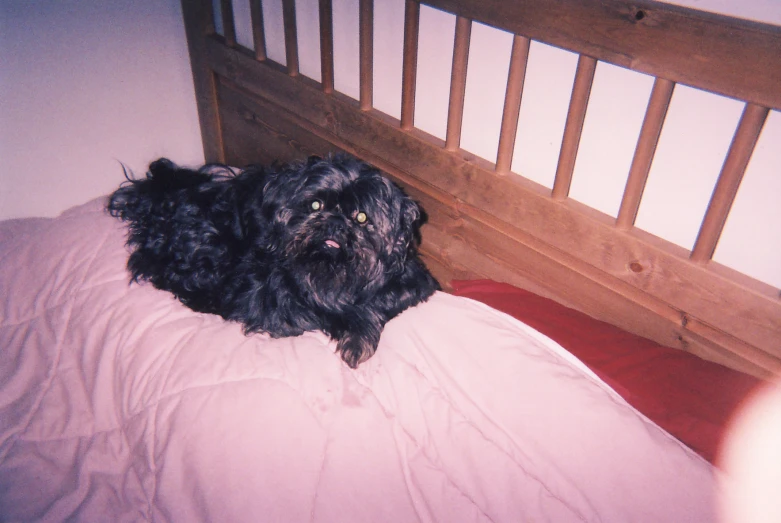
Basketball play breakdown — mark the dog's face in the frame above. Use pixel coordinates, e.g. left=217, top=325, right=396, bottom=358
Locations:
left=260, top=156, right=423, bottom=310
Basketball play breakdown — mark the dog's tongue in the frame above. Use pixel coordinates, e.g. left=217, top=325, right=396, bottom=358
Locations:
left=324, top=239, right=341, bottom=249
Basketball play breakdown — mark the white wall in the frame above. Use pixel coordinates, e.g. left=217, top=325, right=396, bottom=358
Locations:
left=0, top=0, right=204, bottom=221
left=2, top=0, right=779, bottom=288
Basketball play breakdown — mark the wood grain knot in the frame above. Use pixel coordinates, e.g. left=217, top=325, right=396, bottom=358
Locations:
left=634, top=9, right=646, bottom=21
left=324, top=111, right=337, bottom=130
left=628, top=261, right=644, bottom=273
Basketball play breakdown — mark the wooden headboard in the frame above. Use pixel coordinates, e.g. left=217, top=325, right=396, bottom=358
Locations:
left=180, top=0, right=781, bottom=379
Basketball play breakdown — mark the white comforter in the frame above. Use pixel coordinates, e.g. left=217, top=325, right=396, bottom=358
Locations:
left=0, top=199, right=716, bottom=522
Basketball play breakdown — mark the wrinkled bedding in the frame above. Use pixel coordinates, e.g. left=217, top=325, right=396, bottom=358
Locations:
left=451, top=279, right=762, bottom=465
left=0, top=199, right=716, bottom=522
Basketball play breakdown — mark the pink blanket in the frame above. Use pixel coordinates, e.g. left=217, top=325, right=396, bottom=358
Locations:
left=0, top=199, right=716, bottom=521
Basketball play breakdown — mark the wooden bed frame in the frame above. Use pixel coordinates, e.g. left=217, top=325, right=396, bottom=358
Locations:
left=180, top=0, right=781, bottom=379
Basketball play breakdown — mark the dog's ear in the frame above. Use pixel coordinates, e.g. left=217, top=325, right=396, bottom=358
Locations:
left=388, top=195, right=424, bottom=273
left=405, top=197, right=427, bottom=247
left=305, top=155, right=324, bottom=168
left=400, top=196, right=423, bottom=246
left=148, top=157, right=178, bottom=176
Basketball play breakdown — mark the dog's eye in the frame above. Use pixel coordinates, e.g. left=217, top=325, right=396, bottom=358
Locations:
left=310, top=200, right=322, bottom=211
left=355, top=211, right=368, bottom=224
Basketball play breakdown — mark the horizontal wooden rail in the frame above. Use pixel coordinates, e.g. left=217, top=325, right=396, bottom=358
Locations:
left=421, top=0, right=781, bottom=111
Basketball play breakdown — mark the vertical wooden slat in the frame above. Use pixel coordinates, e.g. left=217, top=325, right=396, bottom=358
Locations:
left=282, top=0, right=300, bottom=76
left=359, top=0, right=373, bottom=109
left=220, top=0, right=237, bottom=46
left=445, top=16, right=472, bottom=151
left=616, top=77, right=675, bottom=229
left=250, top=0, right=267, bottom=60
left=400, top=0, right=420, bottom=130
left=181, top=0, right=225, bottom=162
left=204, top=0, right=217, bottom=34
left=690, top=103, right=769, bottom=263
left=319, top=0, right=335, bottom=93
left=551, top=55, right=597, bottom=200
left=495, top=35, right=531, bottom=174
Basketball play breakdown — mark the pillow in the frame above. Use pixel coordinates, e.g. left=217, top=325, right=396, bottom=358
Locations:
left=451, top=279, right=762, bottom=464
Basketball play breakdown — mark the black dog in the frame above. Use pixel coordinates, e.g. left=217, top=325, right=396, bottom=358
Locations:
left=107, top=154, right=439, bottom=367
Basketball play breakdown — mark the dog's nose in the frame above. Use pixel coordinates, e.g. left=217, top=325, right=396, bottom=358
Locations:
left=325, top=213, right=349, bottom=231
left=322, top=214, right=349, bottom=246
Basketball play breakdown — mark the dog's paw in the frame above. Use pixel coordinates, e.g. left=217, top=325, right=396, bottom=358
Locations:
left=336, top=332, right=378, bottom=369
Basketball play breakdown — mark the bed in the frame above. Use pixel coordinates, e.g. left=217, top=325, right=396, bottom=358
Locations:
left=1, top=0, right=780, bottom=521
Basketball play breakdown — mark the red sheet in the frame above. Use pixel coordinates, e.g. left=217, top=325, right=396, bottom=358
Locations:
left=451, top=279, right=763, bottom=463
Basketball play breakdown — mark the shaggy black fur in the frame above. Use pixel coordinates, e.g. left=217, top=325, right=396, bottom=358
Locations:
left=107, top=154, right=440, bottom=367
